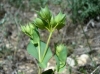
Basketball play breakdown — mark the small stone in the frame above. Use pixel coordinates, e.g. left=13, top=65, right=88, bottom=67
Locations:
left=67, top=57, right=75, bottom=67
left=6, top=44, right=10, bottom=48
left=3, top=65, right=8, bottom=71
left=19, top=65, right=25, bottom=70
left=77, top=54, right=90, bottom=66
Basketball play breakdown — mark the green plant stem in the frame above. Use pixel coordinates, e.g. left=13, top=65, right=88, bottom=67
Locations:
left=38, top=42, right=41, bottom=62
left=38, top=66, right=41, bottom=74
left=42, top=31, right=53, bottom=62
left=80, top=23, right=96, bottom=67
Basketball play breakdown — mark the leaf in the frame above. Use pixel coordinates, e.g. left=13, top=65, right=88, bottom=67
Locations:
left=56, top=23, right=65, bottom=30
left=27, top=41, right=52, bottom=68
left=54, top=45, right=67, bottom=72
left=55, top=55, right=66, bottom=72
left=58, top=46, right=67, bottom=61
left=39, top=41, right=52, bottom=68
left=27, top=41, right=39, bottom=60
left=30, top=29, right=40, bottom=45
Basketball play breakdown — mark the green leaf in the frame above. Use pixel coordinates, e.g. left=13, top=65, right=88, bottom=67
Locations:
left=56, top=44, right=67, bottom=61
left=56, top=23, right=65, bottom=30
left=27, top=41, right=52, bottom=68
left=39, top=41, right=52, bottom=68
left=58, top=46, right=67, bottom=61
left=55, top=55, right=66, bottom=72
left=30, top=29, right=40, bottom=45
left=27, top=41, right=39, bottom=60
left=55, top=44, right=67, bottom=72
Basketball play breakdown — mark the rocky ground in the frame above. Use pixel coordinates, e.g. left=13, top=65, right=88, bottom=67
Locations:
left=1, top=0, right=100, bottom=74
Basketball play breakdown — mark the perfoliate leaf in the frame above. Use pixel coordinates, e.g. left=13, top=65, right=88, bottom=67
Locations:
left=58, top=46, right=67, bottom=61
left=55, top=44, right=67, bottom=72
left=56, top=22, right=65, bottom=30
left=39, top=41, right=52, bottom=68
left=27, top=41, right=52, bottom=69
left=55, top=55, right=66, bottom=72
left=27, top=41, right=39, bottom=60
left=30, top=29, right=40, bottom=45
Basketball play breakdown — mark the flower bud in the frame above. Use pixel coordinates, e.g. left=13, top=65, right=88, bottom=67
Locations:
left=55, top=12, right=66, bottom=30
left=55, top=12, right=66, bottom=23
left=56, top=44, right=64, bottom=56
left=50, top=16, right=56, bottom=28
left=21, top=23, right=35, bottom=37
left=34, top=18, right=45, bottom=29
left=39, top=6, right=51, bottom=21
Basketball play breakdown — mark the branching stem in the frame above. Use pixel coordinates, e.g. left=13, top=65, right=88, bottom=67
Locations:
left=42, top=31, right=53, bottom=62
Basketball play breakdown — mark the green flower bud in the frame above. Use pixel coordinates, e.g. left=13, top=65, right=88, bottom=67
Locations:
left=28, top=23, right=35, bottom=29
left=55, top=11, right=66, bottom=23
left=34, top=18, right=45, bottom=29
left=21, top=25, right=26, bottom=33
left=55, top=12, right=66, bottom=30
left=21, top=23, right=35, bottom=37
left=50, top=16, right=56, bottom=28
left=39, top=6, right=51, bottom=21
left=56, top=44, right=65, bottom=56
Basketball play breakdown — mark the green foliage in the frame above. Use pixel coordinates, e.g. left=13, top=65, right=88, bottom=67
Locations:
left=55, top=44, right=67, bottom=72
left=29, top=0, right=48, bottom=9
left=50, top=0, right=62, bottom=5
left=27, top=41, right=52, bottom=68
left=67, top=0, right=100, bottom=23
left=38, top=41, right=52, bottom=68
left=21, top=6, right=67, bottom=74
left=27, top=42, right=39, bottom=60
left=8, top=0, right=48, bottom=10
left=35, top=6, right=66, bottom=31
left=49, top=0, right=68, bottom=12
left=8, top=0, right=24, bottom=8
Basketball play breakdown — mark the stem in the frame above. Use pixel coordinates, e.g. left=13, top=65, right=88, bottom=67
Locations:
left=80, top=23, right=96, bottom=67
left=80, top=25, right=92, bottom=51
left=38, top=42, right=41, bottom=62
left=42, top=31, right=53, bottom=62
left=38, top=66, right=41, bottom=74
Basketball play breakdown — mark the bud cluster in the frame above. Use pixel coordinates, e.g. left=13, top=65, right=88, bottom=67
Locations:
left=21, top=23, right=35, bottom=38
left=34, top=6, right=66, bottom=32
left=56, top=44, right=64, bottom=56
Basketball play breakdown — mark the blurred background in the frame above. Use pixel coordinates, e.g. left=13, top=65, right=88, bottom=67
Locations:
left=1, top=0, right=100, bottom=74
